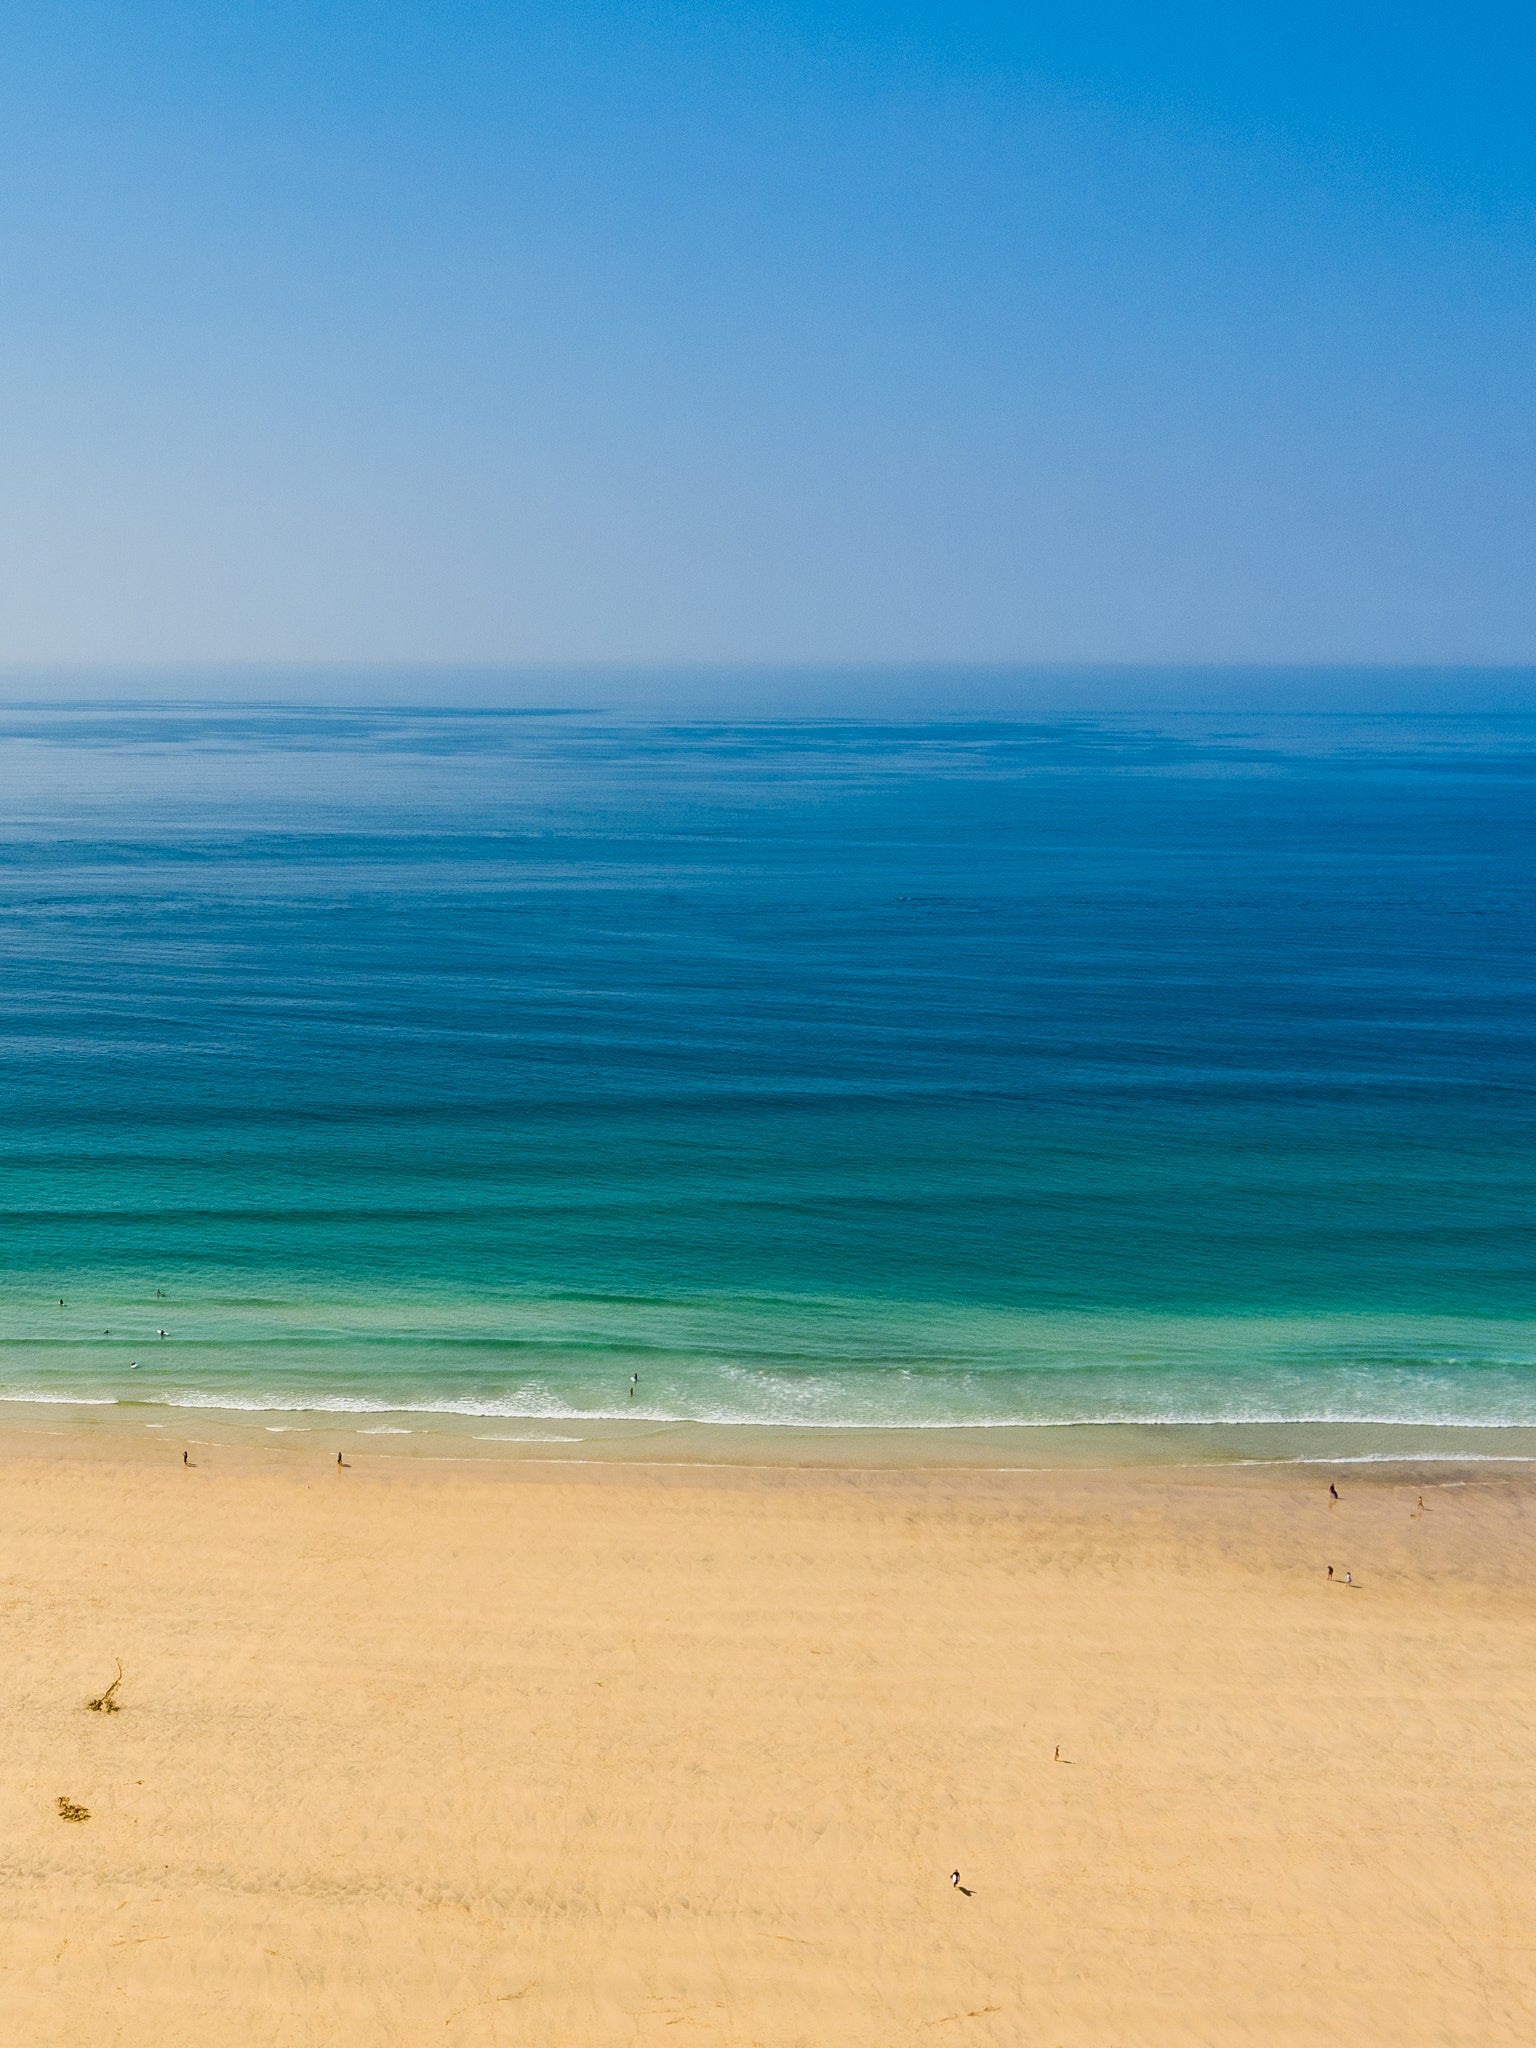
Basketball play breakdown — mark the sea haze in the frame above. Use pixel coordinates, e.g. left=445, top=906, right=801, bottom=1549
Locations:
left=0, top=700, right=1532, bottom=1458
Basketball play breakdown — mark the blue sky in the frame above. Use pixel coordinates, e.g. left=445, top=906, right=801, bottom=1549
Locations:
left=0, top=2, right=1530, bottom=667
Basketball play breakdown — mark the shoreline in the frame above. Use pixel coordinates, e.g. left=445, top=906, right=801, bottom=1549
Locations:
left=7, top=1393, right=1536, bottom=1471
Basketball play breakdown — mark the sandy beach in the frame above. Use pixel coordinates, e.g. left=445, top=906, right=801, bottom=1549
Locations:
left=2, top=1434, right=1535, bottom=2045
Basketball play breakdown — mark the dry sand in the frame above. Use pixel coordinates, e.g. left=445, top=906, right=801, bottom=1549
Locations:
left=2, top=1434, right=1535, bottom=2045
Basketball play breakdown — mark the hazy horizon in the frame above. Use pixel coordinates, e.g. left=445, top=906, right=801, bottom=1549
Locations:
left=0, top=662, right=1534, bottom=717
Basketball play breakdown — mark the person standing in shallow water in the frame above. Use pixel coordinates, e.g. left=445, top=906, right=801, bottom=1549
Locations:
left=630, top=1374, right=638, bottom=1399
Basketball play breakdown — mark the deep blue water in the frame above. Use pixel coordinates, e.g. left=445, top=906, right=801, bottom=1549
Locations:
left=0, top=703, right=1533, bottom=1438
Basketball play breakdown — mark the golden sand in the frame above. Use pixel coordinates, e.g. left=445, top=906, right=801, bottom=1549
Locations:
left=2, top=1434, right=1534, bottom=2045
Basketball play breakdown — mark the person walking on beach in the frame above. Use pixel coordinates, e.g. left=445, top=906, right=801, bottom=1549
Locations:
left=336, top=1452, right=348, bottom=1468
left=182, top=1450, right=189, bottom=1466
left=1326, top=1565, right=1334, bottom=1580
left=1329, top=1483, right=1339, bottom=1503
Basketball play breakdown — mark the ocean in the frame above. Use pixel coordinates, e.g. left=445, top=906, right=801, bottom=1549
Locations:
left=1, top=698, right=1533, bottom=1462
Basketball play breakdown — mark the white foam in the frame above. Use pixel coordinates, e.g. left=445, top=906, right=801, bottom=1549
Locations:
left=0, top=1385, right=1515, bottom=1428
left=0, top=1391, right=116, bottom=1407
left=472, top=1432, right=583, bottom=1442
left=1234, top=1451, right=1536, bottom=1466
left=5, top=1387, right=1536, bottom=1435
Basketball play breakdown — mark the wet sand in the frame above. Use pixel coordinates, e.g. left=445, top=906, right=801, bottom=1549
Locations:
left=3, top=1430, right=1535, bottom=2044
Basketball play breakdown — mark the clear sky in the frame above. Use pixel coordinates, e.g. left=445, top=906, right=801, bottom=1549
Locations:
left=0, top=2, right=1530, bottom=668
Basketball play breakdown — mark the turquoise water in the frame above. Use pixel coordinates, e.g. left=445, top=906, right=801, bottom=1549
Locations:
left=1, top=701, right=1533, bottom=1451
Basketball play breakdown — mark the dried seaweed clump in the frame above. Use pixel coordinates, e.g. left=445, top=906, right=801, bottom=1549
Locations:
left=87, top=1660, right=123, bottom=1714
left=57, top=1797, right=90, bottom=1823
